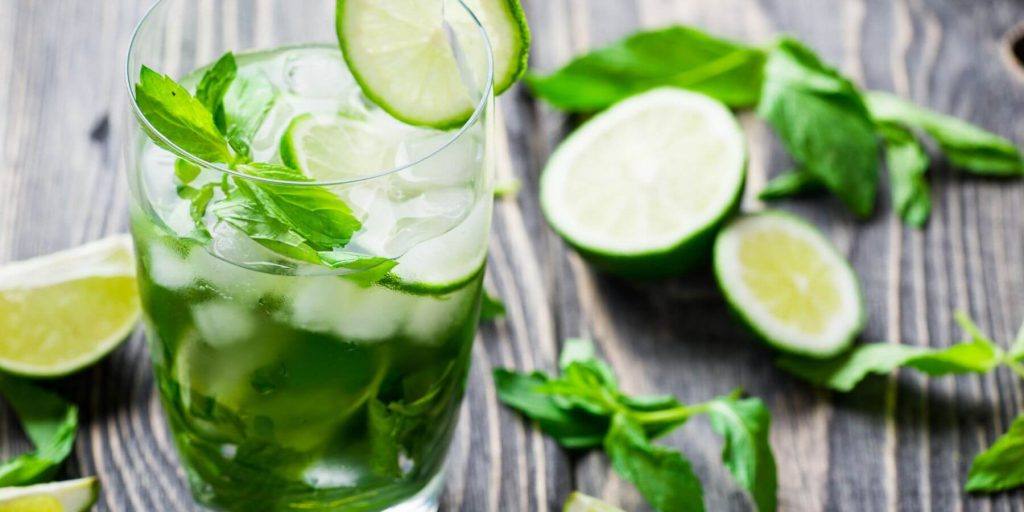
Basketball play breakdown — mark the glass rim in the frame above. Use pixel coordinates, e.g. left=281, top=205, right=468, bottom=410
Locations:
left=124, top=0, right=495, bottom=187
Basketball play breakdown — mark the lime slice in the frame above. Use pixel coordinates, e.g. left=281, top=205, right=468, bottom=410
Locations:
left=0, top=235, right=139, bottom=377
left=336, top=0, right=530, bottom=128
left=563, top=492, right=625, bottom=512
left=540, top=87, right=746, bottom=279
left=713, top=211, right=864, bottom=357
left=280, top=113, right=396, bottom=181
left=0, top=477, right=100, bottom=512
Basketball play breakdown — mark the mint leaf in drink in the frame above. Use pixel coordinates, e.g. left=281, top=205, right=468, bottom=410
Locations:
left=604, top=413, right=705, bottom=512
left=212, top=190, right=319, bottom=264
left=704, top=394, right=777, bottom=512
left=174, top=158, right=201, bottom=184
left=757, top=38, right=879, bottom=218
left=176, top=182, right=217, bottom=242
left=758, top=169, right=824, bottom=200
left=527, top=26, right=765, bottom=111
left=966, top=413, right=1024, bottom=493
left=878, top=123, right=931, bottom=227
left=222, top=74, right=278, bottom=159
left=196, top=52, right=237, bottom=119
left=319, top=251, right=397, bottom=283
left=480, top=291, right=506, bottom=321
left=234, top=163, right=362, bottom=251
left=135, top=66, right=235, bottom=164
left=866, top=91, right=1024, bottom=176
left=493, top=369, right=609, bottom=449
left=0, top=376, right=78, bottom=486
left=778, top=313, right=1004, bottom=391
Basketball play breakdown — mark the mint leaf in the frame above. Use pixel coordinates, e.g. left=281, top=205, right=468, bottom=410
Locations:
left=493, top=369, right=609, bottom=449
left=757, top=38, right=879, bottom=218
left=604, top=413, right=705, bottom=512
left=212, top=191, right=320, bottom=263
left=704, top=395, right=777, bottom=512
left=878, top=123, right=931, bottom=227
left=174, top=158, right=202, bottom=184
left=778, top=338, right=1002, bottom=392
left=234, top=163, right=362, bottom=251
left=480, top=291, right=506, bottom=321
left=319, top=250, right=396, bottom=283
left=527, top=26, right=765, bottom=111
left=1010, top=321, right=1024, bottom=362
left=176, top=182, right=217, bottom=242
left=866, top=92, right=1024, bottom=176
left=135, top=66, right=234, bottom=163
left=222, top=73, right=278, bottom=158
left=196, top=52, right=237, bottom=119
left=0, top=376, right=78, bottom=486
left=758, top=169, right=824, bottom=200
left=966, top=413, right=1024, bottom=492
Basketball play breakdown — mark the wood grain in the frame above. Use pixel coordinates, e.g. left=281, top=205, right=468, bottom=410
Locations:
left=1, top=0, right=1023, bottom=510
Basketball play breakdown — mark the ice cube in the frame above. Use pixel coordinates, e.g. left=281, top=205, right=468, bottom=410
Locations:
left=145, top=242, right=196, bottom=289
left=384, top=188, right=475, bottom=256
left=284, top=52, right=352, bottom=98
left=249, top=99, right=297, bottom=163
left=288, top=276, right=412, bottom=342
left=191, top=300, right=258, bottom=348
left=190, top=226, right=290, bottom=303
left=389, top=126, right=483, bottom=197
left=404, top=287, right=477, bottom=344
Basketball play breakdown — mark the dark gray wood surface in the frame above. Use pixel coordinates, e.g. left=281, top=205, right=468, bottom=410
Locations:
left=2, top=0, right=1023, bottom=510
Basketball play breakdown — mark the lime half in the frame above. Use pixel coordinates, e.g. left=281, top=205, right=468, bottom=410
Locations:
left=280, top=113, right=396, bottom=181
left=336, top=0, right=530, bottom=128
left=0, top=477, right=100, bottom=512
left=713, top=211, right=864, bottom=357
left=563, top=492, right=625, bottom=512
left=541, top=87, right=746, bottom=279
left=0, top=235, right=139, bottom=377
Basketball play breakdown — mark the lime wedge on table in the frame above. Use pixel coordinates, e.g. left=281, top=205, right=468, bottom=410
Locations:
left=713, top=212, right=864, bottom=357
left=540, top=87, right=746, bottom=279
left=563, top=492, right=625, bottom=512
left=0, top=477, right=100, bottom=512
left=336, top=0, right=530, bottom=128
left=0, top=235, right=139, bottom=377
left=281, top=113, right=396, bottom=181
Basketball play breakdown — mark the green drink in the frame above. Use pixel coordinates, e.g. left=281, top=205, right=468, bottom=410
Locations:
left=123, top=2, right=499, bottom=508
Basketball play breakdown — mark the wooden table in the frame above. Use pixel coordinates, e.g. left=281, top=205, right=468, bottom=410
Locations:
left=2, top=0, right=1024, bottom=510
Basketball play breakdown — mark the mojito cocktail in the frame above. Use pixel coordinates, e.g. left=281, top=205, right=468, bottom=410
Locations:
left=124, top=2, right=496, bottom=510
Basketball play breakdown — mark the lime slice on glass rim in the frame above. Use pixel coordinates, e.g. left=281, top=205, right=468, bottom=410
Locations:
left=0, top=235, right=139, bottom=377
left=713, top=211, right=865, bottom=358
left=336, top=0, right=530, bottom=128
left=0, top=477, right=100, bottom=512
left=540, top=87, right=746, bottom=279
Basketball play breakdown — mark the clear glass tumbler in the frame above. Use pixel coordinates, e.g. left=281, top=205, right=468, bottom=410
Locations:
left=122, top=1, right=494, bottom=510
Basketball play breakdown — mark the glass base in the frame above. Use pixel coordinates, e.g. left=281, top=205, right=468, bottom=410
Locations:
left=382, top=470, right=445, bottom=512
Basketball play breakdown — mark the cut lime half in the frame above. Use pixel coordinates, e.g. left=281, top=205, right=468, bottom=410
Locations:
left=280, top=113, right=396, bottom=181
left=0, top=235, right=140, bottom=377
left=541, top=87, right=746, bottom=279
left=0, top=477, right=100, bottom=512
left=336, top=0, right=530, bottom=128
left=563, top=492, right=625, bottom=512
left=713, top=211, right=864, bottom=357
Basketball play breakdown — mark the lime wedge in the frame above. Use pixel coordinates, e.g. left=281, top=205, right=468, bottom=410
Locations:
left=563, top=492, right=625, bottom=512
left=280, top=113, right=396, bottom=181
left=0, top=236, right=139, bottom=377
left=0, top=477, right=100, bottom=512
left=540, top=87, right=746, bottom=279
left=336, top=0, right=530, bottom=128
left=714, top=211, right=864, bottom=357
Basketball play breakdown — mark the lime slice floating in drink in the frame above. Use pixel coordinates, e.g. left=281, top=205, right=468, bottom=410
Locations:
left=0, top=235, right=139, bottom=377
left=540, top=87, right=746, bottom=279
left=281, top=113, right=397, bottom=182
left=336, top=0, right=530, bottom=128
left=563, top=492, right=625, bottom=512
left=713, top=211, right=864, bottom=357
left=0, top=477, right=100, bottom=512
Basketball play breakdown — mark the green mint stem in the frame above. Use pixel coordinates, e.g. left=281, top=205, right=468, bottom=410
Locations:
left=630, top=403, right=709, bottom=426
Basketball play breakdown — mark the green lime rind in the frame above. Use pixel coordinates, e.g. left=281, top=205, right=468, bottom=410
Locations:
left=712, top=211, right=865, bottom=358
left=336, top=0, right=530, bottom=129
left=376, top=262, right=486, bottom=297
left=278, top=113, right=309, bottom=171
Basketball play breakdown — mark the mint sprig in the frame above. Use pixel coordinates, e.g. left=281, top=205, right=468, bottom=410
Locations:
left=495, top=339, right=777, bottom=512
left=0, top=375, right=78, bottom=486
left=778, top=312, right=1024, bottom=493
left=480, top=291, right=506, bottom=321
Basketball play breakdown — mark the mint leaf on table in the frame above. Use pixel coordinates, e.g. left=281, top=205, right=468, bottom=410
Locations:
left=135, top=66, right=235, bottom=164
left=878, top=123, right=931, bottom=227
left=757, top=37, right=879, bottom=218
left=0, top=376, right=78, bottom=486
left=493, top=369, right=609, bottom=449
left=758, top=169, right=824, bottom=200
left=1010, top=322, right=1024, bottom=362
left=866, top=91, right=1024, bottom=177
left=527, top=25, right=765, bottom=111
left=966, top=413, right=1024, bottom=493
left=604, top=413, right=705, bottom=512
left=221, top=73, right=278, bottom=159
left=480, top=291, right=506, bottom=321
left=705, top=395, right=777, bottom=512
left=196, top=52, right=237, bottom=119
